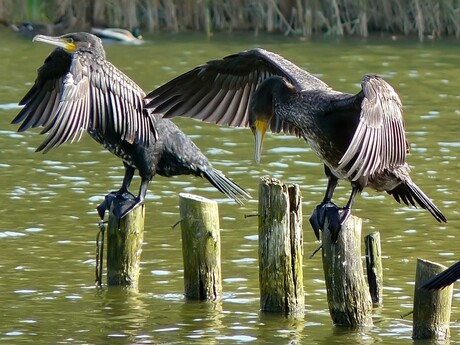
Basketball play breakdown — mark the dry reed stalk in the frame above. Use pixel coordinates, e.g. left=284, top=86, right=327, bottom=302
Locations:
left=331, top=0, right=344, bottom=35
left=414, top=0, right=425, bottom=41
left=3, top=0, right=460, bottom=40
left=0, top=0, right=13, bottom=24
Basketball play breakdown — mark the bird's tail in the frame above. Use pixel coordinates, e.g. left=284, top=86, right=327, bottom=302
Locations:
left=387, top=181, right=447, bottom=223
left=202, top=168, right=251, bottom=205
left=421, top=261, right=460, bottom=290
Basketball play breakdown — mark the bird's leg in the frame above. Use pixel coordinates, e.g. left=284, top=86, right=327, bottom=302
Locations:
left=113, top=176, right=150, bottom=219
left=309, top=166, right=340, bottom=240
left=339, top=184, right=362, bottom=225
left=97, top=164, right=136, bottom=220
left=115, top=163, right=136, bottom=196
left=322, top=184, right=361, bottom=243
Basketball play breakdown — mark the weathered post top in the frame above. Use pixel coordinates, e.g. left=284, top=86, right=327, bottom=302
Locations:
left=179, top=192, right=222, bottom=301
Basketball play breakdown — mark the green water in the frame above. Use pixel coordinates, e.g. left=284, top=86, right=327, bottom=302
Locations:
left=0, top=28, right=459, bottom=344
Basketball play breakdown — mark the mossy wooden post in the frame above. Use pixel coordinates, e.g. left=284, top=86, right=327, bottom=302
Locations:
left=179, top=193, right=222, bottom=301
left=106, top=202, right=145, bottom=286
left=365, top=231, right=383, bottom=306
left=412, top=258, right=453, bottom=340
left=321, top=215, right=373, bottom=327
left=258, top=176, right=304, bottom=315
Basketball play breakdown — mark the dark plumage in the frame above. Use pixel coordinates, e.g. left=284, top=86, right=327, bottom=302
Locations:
left=422, top=261, right=460, bottom=290
left=145, top=48, right=446, bottom=237
left=12, top=32, right=250, bottom=218
left=96, top=113, right=251, bottom=219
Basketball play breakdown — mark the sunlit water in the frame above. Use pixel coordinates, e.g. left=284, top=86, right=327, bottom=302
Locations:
left=0, top=28, right=459, bottom=344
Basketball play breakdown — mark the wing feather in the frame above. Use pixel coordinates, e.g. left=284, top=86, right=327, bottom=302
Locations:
left=13, top=45, right=157, bottom=153
left=146, top=48, right=329, bottom=136
left=337, top=75, right=406, bottom=180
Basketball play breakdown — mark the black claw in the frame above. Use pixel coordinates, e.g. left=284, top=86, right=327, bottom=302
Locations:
left=309, top=211, right=322, bottom=241
left=340, top=207, right=351, bottom=225
left=97, top=200, right=108, bottom=220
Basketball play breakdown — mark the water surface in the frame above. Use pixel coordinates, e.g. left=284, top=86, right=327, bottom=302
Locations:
left=0, top=29, right=459, bottom=344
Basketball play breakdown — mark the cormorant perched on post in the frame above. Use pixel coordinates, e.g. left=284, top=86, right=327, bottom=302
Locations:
left=422, top=260, right=460, bottom=290
left=145, top=48, right=446, bottom=239
left=12, top=32, right=250, bottom=218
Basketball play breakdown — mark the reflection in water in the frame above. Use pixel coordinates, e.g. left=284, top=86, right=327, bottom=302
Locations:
left=0, top=29, right=459, bottom=344
left=96, top=287, right=151, bottom=343
left=177, top=300, right=224, bottom=343
left=257, top=312, right=306, bottom=344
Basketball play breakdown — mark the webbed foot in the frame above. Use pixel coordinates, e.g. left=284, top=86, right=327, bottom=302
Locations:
left=113, top=196, right=144, bottom=219
left=309, top=201, right=343, bottom=242
left=96, top=191, right=137, bottom=220
left=309, top=201, right=340, bottom=240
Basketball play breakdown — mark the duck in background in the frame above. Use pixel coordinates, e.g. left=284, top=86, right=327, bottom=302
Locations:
left=91, top=27, right=144, bottom=45
left=10, top=15, right=79, bottom=39
left=11, top=17, right=144, bottom=46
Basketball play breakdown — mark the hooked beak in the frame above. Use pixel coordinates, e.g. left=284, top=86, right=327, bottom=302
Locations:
left=33, top=35, right=76, bottom=53
left=253, top=119, right=268, bottom=164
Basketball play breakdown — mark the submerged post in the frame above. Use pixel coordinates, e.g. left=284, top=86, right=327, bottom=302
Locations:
left=365, top=231, right=383, bottom=306
left=412, top=258, right=453, bottom=340
left=258, top=176, right=304, bottom=315
left=321, top=215, right=373, bottom=327
left=179, top=193, right=222, bottom=301
left=106, top=202, right=145, bottom=286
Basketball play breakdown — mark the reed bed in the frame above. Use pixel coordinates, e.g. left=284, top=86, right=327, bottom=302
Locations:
left=1, top=0, right=459, bottom=40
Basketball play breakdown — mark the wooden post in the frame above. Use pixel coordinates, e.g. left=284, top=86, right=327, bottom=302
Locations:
left=412, top=258, right=453, bottom=340
left=258, top=176, right=304, bottom=315
left=365, top=231, right=383, bottom=306
left=321, top=215, right=373, bottom=327
left=106, top=202, right=145, bottom=286
left=179, top=193, right=222, bottom=301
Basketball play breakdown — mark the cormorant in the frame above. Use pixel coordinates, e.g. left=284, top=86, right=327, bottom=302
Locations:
left=145, top=48, right=447, bottom=238
left=12, top=32, right=250, bottom=218
left=422, top=260, right=460, bottom=289
left=96, top=112, right=251, bottom=219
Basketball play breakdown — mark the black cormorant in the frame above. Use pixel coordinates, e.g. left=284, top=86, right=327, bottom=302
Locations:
left=422, top=260, right=460, bottom=289
left=12, top=32, right=250, bottom=218
left=145, top=48, right=446, bottom=238
left=96, top=112, right=251, bottom=219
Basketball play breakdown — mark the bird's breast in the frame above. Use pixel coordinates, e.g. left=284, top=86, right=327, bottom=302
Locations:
left=87, top=129, right=136, bottom=168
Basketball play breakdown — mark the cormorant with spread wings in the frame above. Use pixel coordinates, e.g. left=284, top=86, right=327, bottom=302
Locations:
left=146, top=48, right=446, bottom=239
left=12, top=32, right=250, bottom=218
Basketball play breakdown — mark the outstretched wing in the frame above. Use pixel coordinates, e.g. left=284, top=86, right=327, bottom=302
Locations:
left=12, top=48, right=156, bottom=153
left=89, top=56, right=155, bottom=147
left=13, top=48, right=71, bottom=142
left=146, top=48, right=329, bottom=136
left=337, top=74, right=407, bottom=180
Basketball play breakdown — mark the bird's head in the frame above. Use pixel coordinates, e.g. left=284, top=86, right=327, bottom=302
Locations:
left=33, top=32, right=105, bottom=56
left=249, top=76, right=292, bottom=164
left=249, top=107, right=271, bottom=165
left=249, top=75, right=296, bottom=163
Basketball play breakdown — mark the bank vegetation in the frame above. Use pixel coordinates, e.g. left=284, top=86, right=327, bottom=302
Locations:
left=1, top=0, right=459, bottom=41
